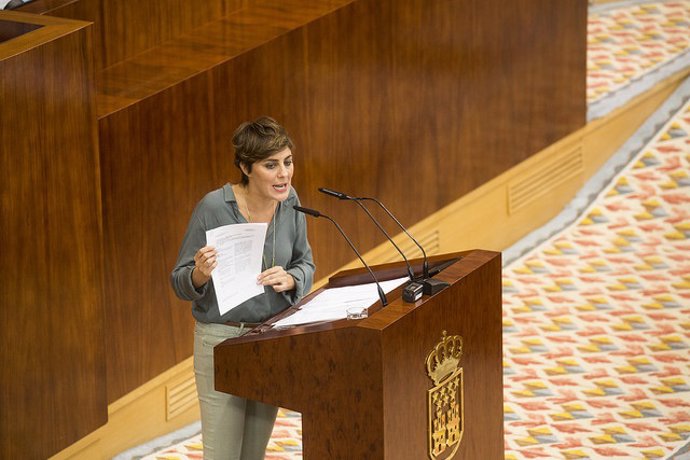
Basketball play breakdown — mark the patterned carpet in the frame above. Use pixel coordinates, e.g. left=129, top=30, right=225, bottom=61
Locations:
left=587, top=0, right=690, bottom=120
left=120, top=1, right=690, bottom=459
left=502, top=79, right=690, bottom=459
left=588, top=1, right=690, bottom=103
left=134, top=409, right=303, bottom=459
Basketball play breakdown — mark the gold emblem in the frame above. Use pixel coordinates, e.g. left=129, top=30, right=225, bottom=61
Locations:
left=426, top=331, right=464, bottom=460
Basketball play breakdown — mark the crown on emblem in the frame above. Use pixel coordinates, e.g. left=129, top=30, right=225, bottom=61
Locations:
left=425, top=331, right=463, bottom=385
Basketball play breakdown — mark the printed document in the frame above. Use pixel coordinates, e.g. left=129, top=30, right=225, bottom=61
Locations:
left=271, top=277, right=408, bottom=327
left=206, top=223, right=267, bottom=315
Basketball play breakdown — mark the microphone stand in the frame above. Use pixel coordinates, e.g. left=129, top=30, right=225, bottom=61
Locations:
left=318, top=188, right=449, bottom=296
left=359, top=196, right=449, bottom=295
left=352, top=200, right=414, bottom=280
left=293, top=205, right=388, bottom=307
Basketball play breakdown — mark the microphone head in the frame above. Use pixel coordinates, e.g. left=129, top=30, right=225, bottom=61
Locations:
left=318, top=187, right=351, bottom=200
left=293, top=205, right=321, bottom=218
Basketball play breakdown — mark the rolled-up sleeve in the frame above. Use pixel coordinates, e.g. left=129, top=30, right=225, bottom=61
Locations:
left=171, top=213, right=208, bottom=301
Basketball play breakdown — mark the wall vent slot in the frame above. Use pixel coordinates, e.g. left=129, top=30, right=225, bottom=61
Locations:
left=508, top=147, right=583, bottom=214
left=166, top=375, right=197, bottom=421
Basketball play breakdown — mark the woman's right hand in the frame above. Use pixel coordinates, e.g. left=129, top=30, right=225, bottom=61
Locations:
left=192, top=245, right=217, bottom=288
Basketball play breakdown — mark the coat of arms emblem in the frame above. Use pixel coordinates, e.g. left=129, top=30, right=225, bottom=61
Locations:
left=426, top=331, right=464, bottom=459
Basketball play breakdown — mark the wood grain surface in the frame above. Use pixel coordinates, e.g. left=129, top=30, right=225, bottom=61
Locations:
left=0, top=12, right=106, bottom=459
left=20, top=0, right=250, bottom=70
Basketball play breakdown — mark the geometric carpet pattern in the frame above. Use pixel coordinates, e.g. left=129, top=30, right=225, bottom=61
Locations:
left=503, top=91, right=690, bottom=460
left=139, top=409, right=303, bottom=459
left=588, top=1, right=690, bottom=104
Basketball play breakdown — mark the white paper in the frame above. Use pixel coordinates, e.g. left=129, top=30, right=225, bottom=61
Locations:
left=271, top=277, right=408, bottom=328
left=206, top=223, right=268, bottom=315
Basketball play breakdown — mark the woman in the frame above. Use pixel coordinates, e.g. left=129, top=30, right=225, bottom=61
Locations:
left=171, top=116, right=315, bottom=459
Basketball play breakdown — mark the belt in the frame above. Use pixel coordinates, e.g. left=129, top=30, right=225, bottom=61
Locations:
left=224, top=320, right=261, bottom=328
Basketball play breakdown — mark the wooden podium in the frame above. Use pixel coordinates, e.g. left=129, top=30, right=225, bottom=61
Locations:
left=214, top=249, right=503, bottom=459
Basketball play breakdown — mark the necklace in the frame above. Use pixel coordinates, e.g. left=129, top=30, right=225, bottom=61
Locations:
left=242, top=190, right=278, bottom=269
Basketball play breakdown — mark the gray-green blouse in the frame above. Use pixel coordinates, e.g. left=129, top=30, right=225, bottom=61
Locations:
left=171, top=184, right=315, bottom=323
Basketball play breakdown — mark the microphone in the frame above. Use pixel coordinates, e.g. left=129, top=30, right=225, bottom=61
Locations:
left=292, top=205, right=321, bottom=217
left=318, top=187, right=352, bottom=200
left=317, top=188, right=449, bottom=296
left=293, top=205, right=388, bottom=307
left=319, top=187, right=414, bottom=281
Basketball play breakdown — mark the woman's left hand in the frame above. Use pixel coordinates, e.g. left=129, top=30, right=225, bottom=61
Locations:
left=257, top=266, right=295, bottom=293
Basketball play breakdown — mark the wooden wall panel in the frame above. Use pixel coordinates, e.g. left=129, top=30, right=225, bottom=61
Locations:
left=98, top=0, right=245, bottom=69
left=20, top=0, right=247, bottom=70
left=0, top=13, right=106, bottom=459
left=207, top=0, right=587, bottom=281
left=96, top=0, right=586, bottom=401
left=18, top=0, right=104, bottom=67
left=98, top=73, right=219, bottom=402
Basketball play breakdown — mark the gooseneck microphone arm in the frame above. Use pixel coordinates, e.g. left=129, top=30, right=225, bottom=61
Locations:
left=293, top=205, right=388, bottom=307
left=360, top=196, right=429, bottom=279
left=319, top=188, right=414, bottom=280
left=319, top=187, right=429, bottom=280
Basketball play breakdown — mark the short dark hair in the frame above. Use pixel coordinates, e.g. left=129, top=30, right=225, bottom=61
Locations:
left=232, top=116, right=294, bottom=185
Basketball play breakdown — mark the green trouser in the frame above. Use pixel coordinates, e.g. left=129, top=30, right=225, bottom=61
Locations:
left=194, top=321, right=279, bottom=460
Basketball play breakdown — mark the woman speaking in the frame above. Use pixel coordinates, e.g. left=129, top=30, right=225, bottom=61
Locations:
left=171, top=116, right=315, bottom=459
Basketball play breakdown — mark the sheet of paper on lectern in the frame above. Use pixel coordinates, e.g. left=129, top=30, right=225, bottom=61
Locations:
left=271, top=277, right=408, bottom=328
left=206, top=223, right=267, bottom=315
